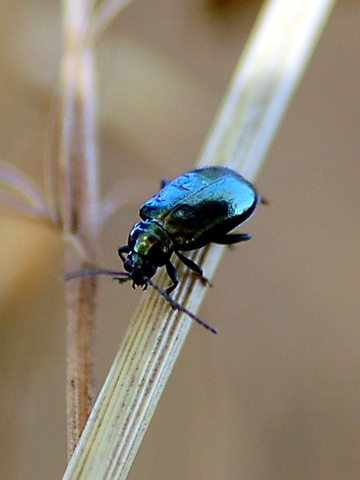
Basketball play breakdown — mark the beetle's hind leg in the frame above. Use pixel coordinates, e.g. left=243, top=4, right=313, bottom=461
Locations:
left=165, top=261, right=179, bottom=294
left=213, top=233, right=251, bottom=245
left=175, top=251, right=212, bottom=287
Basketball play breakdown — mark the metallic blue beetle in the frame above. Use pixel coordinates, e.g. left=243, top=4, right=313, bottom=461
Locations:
left=119, top=166, right=260, bottom=294
left=66, top=166, right=262, bottom=333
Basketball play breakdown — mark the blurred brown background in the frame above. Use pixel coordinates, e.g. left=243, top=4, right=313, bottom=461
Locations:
left=1, top=0, right=360, bottom=479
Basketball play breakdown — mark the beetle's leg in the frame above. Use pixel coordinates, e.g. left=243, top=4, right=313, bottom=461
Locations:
left=165, top=261, right=179, bottom=294
left=118, top=245, right=130, bottom=262
left=213, top=233, right=251, bottom=245
left=175, top=251, right=212, bottom=287
left=160, top=178, right=170, bottom=190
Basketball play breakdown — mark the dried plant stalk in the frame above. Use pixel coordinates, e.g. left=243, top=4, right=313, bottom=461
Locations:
left=59, top=0, right=100, bottom=459
left=63, top=0, right=336, bottom=478
left=59, top=0, right=135, bottom=459
left=86, top=0, right=134, bottom=42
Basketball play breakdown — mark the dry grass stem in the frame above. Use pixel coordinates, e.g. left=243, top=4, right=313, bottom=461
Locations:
left=62, top=0, right=336, bottom=478
left=87, top=0, right=134, bottom=43
left=59, top=0, right=101, bottom=459
left=0, top=162, right=54, bottom=221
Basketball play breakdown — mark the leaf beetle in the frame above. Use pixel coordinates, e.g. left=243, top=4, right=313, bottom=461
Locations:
left=66, top=166, right=264, bottom=333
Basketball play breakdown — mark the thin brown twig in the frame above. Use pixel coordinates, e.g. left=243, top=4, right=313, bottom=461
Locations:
left=58, top=0, right=100, bottom=459
left=85, top=0, right=133, bottom=43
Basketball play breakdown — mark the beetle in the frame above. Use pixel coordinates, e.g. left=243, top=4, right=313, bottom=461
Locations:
left=66, top=166, right=263, bottom=333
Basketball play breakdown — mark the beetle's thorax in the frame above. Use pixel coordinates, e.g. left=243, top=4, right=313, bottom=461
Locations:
left=128, top=221, right=173, bottom=261
left=123, top=221, right=174, bottom=286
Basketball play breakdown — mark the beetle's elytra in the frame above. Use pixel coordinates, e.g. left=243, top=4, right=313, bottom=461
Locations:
left=66, top=166, right=263, bottom=333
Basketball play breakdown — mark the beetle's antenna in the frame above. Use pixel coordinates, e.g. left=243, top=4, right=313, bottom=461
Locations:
left=147, top=278, right=218, bottom=334
left=64, top=268, right=130, bottom=283
left=64, top=269, right=217, bottom=334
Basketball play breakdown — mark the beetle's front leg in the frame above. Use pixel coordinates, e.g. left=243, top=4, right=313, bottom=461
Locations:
left=175, top=251, right=212, bottom=287
left=118, top=245, right=130, bottom=262
left=165, top=261, right=179, bottom=294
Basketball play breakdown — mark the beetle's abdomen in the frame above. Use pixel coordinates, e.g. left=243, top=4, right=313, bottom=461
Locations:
left=164, top=176, right=257, bottom=248
left=140, top=166, right=259, bottom=250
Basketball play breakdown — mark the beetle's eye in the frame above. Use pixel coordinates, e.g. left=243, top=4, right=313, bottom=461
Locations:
left=123, top=258, right=133, bottom=272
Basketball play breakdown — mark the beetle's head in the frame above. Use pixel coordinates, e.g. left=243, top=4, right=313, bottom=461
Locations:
left=123, top=252, right=157, bottom=286
left=119, top=221, right=173, bottom=287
